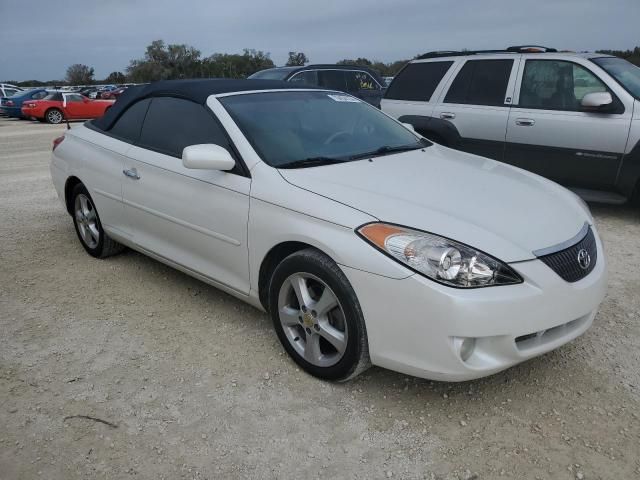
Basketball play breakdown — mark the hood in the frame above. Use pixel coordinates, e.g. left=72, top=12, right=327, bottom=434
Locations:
left=279, top=145, right=590, bottom=262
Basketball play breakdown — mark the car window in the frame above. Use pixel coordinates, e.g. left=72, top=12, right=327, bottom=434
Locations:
left=318, top=70, right=347, bottom=91
left=385, top=62, right=453, bottom=101
left=5, top=88, right=19, bottom=97
left=66, top=94, right=84, bottom=102
left=44, top=93, right=63, bottom=101
left=444, top=59, right=514, bottom=106
left=345, top=71, right=379, bottom=91
left=32, top=91, right=47, bottom=100
left=289, top=70, right=318, bottom=86
left=248, top=68, right=291, bottom=80
left=108, top=98, right=151, bottom=143
left=519, top=60, right=609, bottom=111
left=138, top=97, right=233, bottom=158
left=220, top=90, right=426, bottom=168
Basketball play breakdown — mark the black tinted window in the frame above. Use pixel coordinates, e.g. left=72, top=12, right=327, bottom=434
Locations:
left=108, top=98, right=150, bottom=143
left=289, top=70, right=318, bottom=86
left=318, top=70, right=346, bottom=90
left=445, top=59, right=513, bottom=106
left=345, top=71, right=380, bottom=91
left=138, top=97, right=232, bottom=158
left=385, top=62, right=453, bottom=101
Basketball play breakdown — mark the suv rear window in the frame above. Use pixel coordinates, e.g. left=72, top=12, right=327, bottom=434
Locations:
left=444, top=59, right=513, bottom=106
left=385, top=62, right=453, bottom=101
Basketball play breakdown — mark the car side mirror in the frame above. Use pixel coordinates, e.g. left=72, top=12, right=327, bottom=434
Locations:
left=182, top=144, right=235, bottom=171
left=581, top=91, right=612, bottom=110
left=402, top=122, right=416, bottom=132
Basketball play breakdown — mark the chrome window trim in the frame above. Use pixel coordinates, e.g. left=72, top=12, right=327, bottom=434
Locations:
left=288, top=68, right=384, bottom=89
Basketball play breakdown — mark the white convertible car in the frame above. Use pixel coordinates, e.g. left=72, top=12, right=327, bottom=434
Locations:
left=50, top=79, right=607, bottom=382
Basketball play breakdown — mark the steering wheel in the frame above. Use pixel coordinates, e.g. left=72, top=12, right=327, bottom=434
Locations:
left=324, top=131, right=352, bottom=145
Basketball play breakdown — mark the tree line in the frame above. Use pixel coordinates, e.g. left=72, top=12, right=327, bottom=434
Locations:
left=6, top=41, right=640, bottom=87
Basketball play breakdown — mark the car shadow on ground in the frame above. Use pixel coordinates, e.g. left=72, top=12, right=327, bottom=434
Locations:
left=589, top=201, right=639, bottom=221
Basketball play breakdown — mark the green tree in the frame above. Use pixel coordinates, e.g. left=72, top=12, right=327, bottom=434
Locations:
left=337, top=57, right=373, bottom=67
left=336, top=58, right=408, bottom=76
left=201, top=49, right=275, bottom=78
left=126, top=40, right=202, bottom=82
left=286, top=51, right=308, bottom=66
left=65, top=64, right=95, bottom=85
left=596, top=46, right=640, bottom=66
left=104, top=71, right=127, bottom=84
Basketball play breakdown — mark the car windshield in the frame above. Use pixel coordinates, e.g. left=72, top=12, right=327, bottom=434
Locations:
left=592, top=57, right=640, bottom=99
left=247, top=68, right=293, bottom=80
left=220, top=91, right=427, bottom=168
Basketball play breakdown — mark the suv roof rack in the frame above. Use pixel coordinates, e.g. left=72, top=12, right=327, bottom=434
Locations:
left=416, top=45, right=557, bottom=59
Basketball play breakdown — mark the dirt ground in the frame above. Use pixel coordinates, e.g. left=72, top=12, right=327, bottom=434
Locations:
left=0, top=117, right=639, bottom=480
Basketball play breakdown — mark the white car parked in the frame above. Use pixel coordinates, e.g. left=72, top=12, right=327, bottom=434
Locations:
left=50, top=80, right=607, bottom=382
left=0, top=83, right=23, bottom=98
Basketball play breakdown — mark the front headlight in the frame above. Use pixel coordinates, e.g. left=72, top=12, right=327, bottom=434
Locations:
left=357, top=223, right=522, bottom=288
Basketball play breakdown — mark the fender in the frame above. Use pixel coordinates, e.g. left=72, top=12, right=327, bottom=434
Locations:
left=616, top=140, right=640, bottom=200
left=397, top=115, right=461, bottom=147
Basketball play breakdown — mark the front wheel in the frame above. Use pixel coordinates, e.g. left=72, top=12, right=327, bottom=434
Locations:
left=71, top=183, right=124, bottom=258
left=45, top=108, right=64, bottom=124
left=268, top=248, right=370, bottom=381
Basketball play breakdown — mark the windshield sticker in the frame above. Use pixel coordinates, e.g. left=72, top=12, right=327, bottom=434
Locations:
left=327, top=94, right=361, bottom=103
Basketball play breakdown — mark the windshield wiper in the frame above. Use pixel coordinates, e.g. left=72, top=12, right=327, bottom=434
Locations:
left=276, top=157, right=350, bottom=169
left=348, top=142, right=425, bottom=161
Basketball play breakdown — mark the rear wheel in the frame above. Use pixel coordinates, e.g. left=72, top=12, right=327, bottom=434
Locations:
left=71, top=183, right=124, bottom=258
left=268, top=248, right=370, bottom=381
left=45, top=108, right=63, bottom=124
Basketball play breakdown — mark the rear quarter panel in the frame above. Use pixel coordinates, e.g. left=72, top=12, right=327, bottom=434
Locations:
left=51, top=125, right=132, bottom=238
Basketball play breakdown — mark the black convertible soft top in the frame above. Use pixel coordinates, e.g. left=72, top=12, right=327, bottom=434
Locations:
left=92, top=78, right=319, bottom=131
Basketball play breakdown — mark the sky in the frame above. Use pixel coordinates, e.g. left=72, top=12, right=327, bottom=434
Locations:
left=1, top=0, right=638, bottom=81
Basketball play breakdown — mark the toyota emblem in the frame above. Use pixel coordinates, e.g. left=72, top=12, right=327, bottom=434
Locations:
left=577, top=249, right=591, bottom=270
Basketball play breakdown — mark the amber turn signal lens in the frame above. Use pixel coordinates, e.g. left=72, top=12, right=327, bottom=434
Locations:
left=358, top=223, right=405, bottom=249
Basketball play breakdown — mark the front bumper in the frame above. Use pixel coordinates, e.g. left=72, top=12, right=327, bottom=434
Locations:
left=342, top=229, right=607, bottom=381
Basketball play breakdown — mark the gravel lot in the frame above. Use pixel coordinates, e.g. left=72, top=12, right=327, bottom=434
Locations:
left=1, top=117, right=639, bottom=480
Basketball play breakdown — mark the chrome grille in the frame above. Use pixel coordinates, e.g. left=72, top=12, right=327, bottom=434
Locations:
left=537, top=227, right=597, bottom=282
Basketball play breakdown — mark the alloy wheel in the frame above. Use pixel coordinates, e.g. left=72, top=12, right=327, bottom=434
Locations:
left=47, top=110, right=63, bottom=124
left=277, top=272, right=348, bottom=367
left=74, top=194, right=99, bottom=249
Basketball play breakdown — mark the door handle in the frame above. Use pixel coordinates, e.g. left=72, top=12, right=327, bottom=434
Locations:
left=515, top=118, right=535, bottom=126
left=123, top=168, right=140, bottom=180
left=440, top=112, right=456, bottom=120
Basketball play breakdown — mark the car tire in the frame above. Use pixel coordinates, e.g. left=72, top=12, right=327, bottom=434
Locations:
left=268, top=248, right=370, bottom=381
left=45, top=108, right=64, bottom=124
left=71, top=183, right=125, bottom=258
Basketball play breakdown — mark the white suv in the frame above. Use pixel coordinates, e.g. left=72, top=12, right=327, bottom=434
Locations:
left=0, top=83, right=23, bottom=98
left=382, top=46, right=640, bottom=204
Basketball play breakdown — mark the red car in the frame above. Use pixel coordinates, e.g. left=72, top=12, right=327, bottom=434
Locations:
left=100, top=87, right=127, bottom=100
left=21, top=92, right=114, bottom=124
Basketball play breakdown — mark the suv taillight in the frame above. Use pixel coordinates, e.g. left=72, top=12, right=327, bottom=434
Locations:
left=52, top=136, right=65, bottom=151
left=6, top=100, right=14, bottom=106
